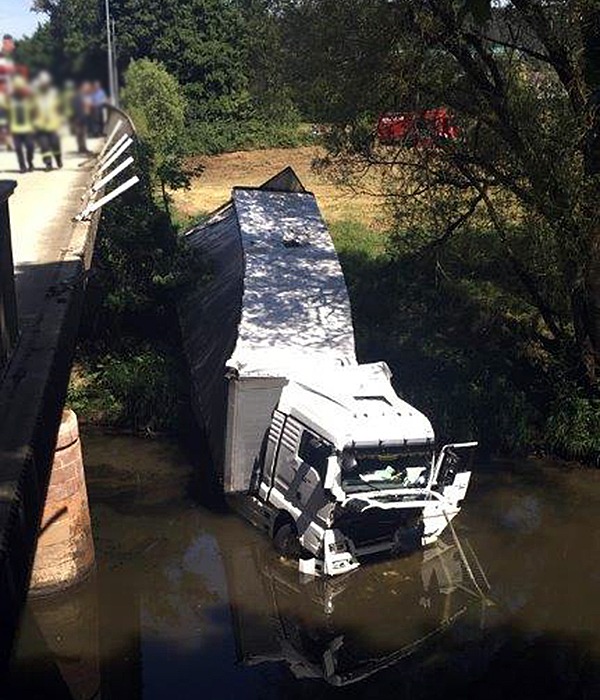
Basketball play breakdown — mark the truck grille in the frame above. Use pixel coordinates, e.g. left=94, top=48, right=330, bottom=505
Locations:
left=334, top=501, right=423, bottom=550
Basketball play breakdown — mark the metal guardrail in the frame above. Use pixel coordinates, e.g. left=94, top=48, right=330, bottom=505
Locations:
left=75, top=105, right=139, bottom=221
left=0, top=181, right=18, bottom=377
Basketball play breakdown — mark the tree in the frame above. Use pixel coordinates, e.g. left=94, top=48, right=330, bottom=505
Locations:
left=278, top=0, right=402, bottom=122
left=25, top=0, right=104, bottom=80
left=290, top=0, right=600, bottom=394
left=122, top=58, right=189, bottom=213
left=13, top=22, right=55, bottom=76
left=111, top=0, right=252, bottom=122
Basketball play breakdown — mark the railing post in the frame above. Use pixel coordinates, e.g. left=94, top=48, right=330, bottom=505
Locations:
left=0, top=180, right=19, bottom=376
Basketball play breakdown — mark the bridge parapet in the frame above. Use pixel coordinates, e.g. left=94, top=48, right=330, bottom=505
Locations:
left=0, top=182, right=18, bottom=377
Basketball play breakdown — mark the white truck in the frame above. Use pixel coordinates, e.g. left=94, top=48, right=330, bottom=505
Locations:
left=179, top=167, right=476, bottom=577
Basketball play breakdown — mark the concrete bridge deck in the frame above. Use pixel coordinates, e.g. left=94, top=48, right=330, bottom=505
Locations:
left=0, top=132, right=106, bottom=668
left=0, top=134, right=103, bottom=318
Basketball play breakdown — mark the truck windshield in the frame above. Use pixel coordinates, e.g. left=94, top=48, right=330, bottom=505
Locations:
left=341, top=447, right=433, bottom=493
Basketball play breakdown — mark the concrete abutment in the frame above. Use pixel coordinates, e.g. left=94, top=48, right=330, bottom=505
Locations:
left=30, top=409, right=95, bottom=596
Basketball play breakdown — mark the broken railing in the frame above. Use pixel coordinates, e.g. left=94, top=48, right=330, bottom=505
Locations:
left=0, top=181, right=18, bottom=377
left=75, top=106, right=140, bottom=221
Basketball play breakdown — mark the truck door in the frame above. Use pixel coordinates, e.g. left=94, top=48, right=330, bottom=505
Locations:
left=433, top=442, right=478, bottom=488
left=270, top=416, right=303, bottom=503
left=270, top=420, right=333, bottom=527
left=295, top=430, right=335, bottom=533
left=296, top=431, right=330, bottom=507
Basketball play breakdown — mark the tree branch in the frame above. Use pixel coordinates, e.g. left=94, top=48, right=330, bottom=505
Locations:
left=422, top=192, right=484, bottom=251
left=478, top=187, right=566, bottom=341
left=476, top=32, right=553, bottom=65
left=510, top=0, right=586, bottom=114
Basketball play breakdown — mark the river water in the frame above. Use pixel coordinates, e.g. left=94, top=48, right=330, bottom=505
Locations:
left=8, top=431, right=600, bottom=699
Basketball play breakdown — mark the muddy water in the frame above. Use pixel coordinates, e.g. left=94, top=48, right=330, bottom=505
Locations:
left=8, top=432, right=600, bottom=699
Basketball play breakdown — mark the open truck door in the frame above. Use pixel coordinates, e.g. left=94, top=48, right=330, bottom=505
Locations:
left=432, top=442, right=478, bottom=489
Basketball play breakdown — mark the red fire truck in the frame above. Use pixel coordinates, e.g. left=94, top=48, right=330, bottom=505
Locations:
left=377, top=107, right=459, bottom=146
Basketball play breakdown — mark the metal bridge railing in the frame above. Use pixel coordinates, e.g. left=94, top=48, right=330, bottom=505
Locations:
left=0, top=181, right=18, bottom=377
left=75, top=105, right=140, bottom=221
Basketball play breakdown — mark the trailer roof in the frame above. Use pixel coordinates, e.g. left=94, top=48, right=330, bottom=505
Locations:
left=227, top=184, right=357, bottom=375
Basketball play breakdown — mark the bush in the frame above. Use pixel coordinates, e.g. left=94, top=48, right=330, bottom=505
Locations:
left=122, top=59, right=190, bottom=203
left=545, top=390, right=600, bottom=462
left=185, top=118, right=308, bottom=156
left=69, top=346, right=185, bottom=434
left=69, top=122, right=209, bottom=434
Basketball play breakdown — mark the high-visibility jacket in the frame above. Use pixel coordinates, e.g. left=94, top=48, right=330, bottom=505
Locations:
left=34, top=88, right=63, bottom=132
left=8, top=94, right=35, bottom=134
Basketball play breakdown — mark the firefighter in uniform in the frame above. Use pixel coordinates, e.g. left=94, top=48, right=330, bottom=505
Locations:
left=8, top=75, right=36, bottom=173
left=34, top=71, right=63, bottom=171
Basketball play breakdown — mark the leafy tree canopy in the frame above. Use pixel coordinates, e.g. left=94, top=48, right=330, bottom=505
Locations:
left=18, top=0, right=296, bottom=129
left=122, top=58, right=189, bottom=202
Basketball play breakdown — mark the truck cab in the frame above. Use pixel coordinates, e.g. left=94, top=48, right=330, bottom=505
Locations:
left=235, top=362, right=476, bottom=577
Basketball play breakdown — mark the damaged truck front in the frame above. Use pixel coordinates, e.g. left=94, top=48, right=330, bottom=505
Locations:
left=178, top=168, right=476, bottom=576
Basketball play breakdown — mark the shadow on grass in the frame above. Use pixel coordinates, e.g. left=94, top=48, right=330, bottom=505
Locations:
left=336, top=243, right=555, bottom=456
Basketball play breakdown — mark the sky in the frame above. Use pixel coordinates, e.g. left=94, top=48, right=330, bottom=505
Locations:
left=0, top=0, right=45, bottom=40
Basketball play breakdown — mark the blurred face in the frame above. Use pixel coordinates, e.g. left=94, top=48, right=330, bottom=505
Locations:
left=2, top=37, right=15, bottom=56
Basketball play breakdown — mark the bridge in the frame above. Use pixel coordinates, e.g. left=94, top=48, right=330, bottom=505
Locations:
left=0, top=112, right=137, bottom=668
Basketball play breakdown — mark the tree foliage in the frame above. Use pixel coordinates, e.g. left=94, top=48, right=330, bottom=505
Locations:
left=18, top=0, right=299, bottom=151
left=276, top=0, right=600, bottom=457
left=122, top=58, right=189, bottom=205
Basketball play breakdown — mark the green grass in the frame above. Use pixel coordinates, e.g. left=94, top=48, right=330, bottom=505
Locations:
left=330, top=219, right=389, bottom=260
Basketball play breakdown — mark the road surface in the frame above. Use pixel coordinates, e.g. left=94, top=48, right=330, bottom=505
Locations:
left=0, top=133, right=102, bottom=268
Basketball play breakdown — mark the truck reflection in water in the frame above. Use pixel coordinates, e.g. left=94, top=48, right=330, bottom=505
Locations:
left=224, top=535, right=493, bottom=686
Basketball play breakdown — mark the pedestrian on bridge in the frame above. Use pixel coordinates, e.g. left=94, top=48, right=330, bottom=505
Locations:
left=90, top=81, right=107, bottom=137
left=34, top=71, right=63, bottom=171
left=8, top=75, right=35, bottom=173
left=0, top=34, right=16, bottom=96
left=72, top=82, right=93, bottom=155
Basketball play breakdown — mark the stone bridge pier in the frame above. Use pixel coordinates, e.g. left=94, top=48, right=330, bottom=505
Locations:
left=30, top=409, right=95, bottom=596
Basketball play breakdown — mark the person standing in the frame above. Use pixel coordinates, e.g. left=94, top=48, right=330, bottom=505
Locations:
left=33, top=71, right=63, bottom=170
left=90, top=81, right=107, bottom=137
left=72, top=81, right=92, bottom=154
left=0, top=34, right=16, bottom=96
left=8, top=75, right=35, bottom=173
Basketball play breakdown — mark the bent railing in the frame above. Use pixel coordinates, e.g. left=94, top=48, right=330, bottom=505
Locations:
left=75, top=105, right=139, bottom=221
left=0, top=181, right=18, bottom=377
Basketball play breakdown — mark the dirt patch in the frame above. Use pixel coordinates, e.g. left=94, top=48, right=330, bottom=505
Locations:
left=172, top=146, right=388, bottom=226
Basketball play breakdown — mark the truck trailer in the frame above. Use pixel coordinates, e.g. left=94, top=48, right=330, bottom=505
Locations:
left=178, top=168, right=476, bottom=577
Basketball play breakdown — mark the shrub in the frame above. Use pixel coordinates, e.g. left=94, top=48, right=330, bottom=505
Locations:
left=545, top=390, right=600, bottom=462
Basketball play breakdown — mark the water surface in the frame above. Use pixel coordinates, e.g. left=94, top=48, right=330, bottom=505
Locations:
left=9, top=432, right=600, bottom=699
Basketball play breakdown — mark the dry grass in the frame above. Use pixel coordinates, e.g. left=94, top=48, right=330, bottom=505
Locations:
left=171, top=146, right=389, bottom=227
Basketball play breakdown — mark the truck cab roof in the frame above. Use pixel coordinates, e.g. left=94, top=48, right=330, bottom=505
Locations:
left=278, top=362, right=434, bottom=450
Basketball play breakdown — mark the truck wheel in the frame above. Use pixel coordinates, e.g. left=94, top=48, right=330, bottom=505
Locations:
left=273, top=521, right=301, bottom=559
